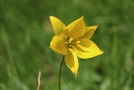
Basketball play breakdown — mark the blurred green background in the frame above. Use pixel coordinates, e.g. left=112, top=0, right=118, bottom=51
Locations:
left=0, top=0, right=134, bottom=90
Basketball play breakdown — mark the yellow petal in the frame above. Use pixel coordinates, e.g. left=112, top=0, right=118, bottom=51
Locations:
left=67, top=16, right=86, bottom=39
left=80, top=25, right=98, bottom=39
left=50, top=36, right=67, bottom=55
left=74, top=40, right=103, bottom=59
left=50, top=16, right=66, bottom=36
left=65, top=49, right=79, bottom=77
left=74, top=39, right=91, bottom=52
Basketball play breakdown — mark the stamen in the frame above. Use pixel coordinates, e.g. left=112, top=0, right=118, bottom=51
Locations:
left=65, top=42, right=68, bottom=45
left=76, top=41, right=80, bottom=44
left=69, top=45, right=73, bottom=48
left=68, top=37, right=73, bottom=44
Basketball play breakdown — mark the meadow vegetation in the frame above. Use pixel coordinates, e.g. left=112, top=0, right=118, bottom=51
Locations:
left=0, top=0, right=134, bottom=90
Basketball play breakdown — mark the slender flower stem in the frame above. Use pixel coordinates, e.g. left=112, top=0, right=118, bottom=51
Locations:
left=58, top=55, right=64, bottom=90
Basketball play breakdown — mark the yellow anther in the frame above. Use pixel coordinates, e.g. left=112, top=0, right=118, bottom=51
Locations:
left=69, top=45, right=73, bottom=48
left=68, top=37, right=74, bottom=44
left=76, top=41, right=80, bottom=44
left=65, top=42, right=68, bottom=45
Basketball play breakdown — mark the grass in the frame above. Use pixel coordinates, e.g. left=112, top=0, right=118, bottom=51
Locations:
left=0, top=0, right=134, bottom=90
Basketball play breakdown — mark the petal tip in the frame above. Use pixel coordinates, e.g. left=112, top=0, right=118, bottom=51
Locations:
left=81, top=16, right=84, bottom=18
left=49, top=16, right=57, bottom=21
left=74, top=73, right=77, bottom=78
left=97, top=50, right=104, bottom=56
left=49, top=16, right=53, bottom=19
left=49, top=16, right=54, bottom=18
left=100, top=50, right=104, bottom=54
left=94, top=24, right=99, bottom=29
left=80, top=16, right=84, bottom=20
left=72, top=70, right=77, bottom=78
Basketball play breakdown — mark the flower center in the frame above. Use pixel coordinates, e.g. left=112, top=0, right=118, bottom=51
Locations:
left=65, top=37, right=80, bottom=48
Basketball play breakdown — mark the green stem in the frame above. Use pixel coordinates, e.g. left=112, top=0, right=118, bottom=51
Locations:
left=58, top=55, right=64, bottom=90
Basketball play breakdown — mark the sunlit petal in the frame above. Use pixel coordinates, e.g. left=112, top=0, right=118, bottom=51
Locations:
left=67, top=16, right=86, bottom=38
left=80, top=25, right=98, bottom=39
left=74, top=40, right=103, bottom=59
left=65, top=49, right=79, bottom=77
left=50, top=36, right=67, bottom=55
left=50, top=16, right=66, bottom=36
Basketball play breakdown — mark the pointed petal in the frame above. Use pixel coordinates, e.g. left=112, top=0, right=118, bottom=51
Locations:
left=80, top=25, right=98, bottom=39
left=65, top=49, right=79, bottom=77
left=67, top=16, right=86, bottom=38
left=50, top=16, right=66, bottom=36
left=50, top=36, right=67, bottom=55
left=74, top=40, right=103, bottom=59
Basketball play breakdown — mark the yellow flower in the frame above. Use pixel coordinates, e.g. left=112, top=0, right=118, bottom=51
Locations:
left=50, top=16, right=103, bottom=77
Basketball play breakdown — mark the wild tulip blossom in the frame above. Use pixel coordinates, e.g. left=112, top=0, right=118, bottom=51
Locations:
left=50, top=16, right=103, bottom=77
